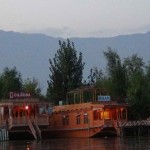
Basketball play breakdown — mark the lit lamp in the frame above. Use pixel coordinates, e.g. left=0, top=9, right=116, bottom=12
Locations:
left=25, top=105, right=29, bottom=110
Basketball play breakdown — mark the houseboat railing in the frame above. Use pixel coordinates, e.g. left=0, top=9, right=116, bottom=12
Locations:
left=32, top=115, right=49, bottom=126
left=7, top=115, right=49, bottom=129
left=1, top=98, right=40, bottom=102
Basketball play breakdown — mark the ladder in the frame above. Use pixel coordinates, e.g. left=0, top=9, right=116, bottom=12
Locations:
left=32, top=119, right=42, bottom=140
left=28, top=118, right=41, bottom=140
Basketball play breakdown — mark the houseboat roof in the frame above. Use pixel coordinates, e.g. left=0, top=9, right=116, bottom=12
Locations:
left=53, top=101, right=128, bottom=112
left=67, top=86, right=108, bottom=94
left=0, top=99, right=51, bottom=107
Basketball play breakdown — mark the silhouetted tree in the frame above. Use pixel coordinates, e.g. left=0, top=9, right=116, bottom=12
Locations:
left=23, top=77, right=41, bottom=98
left=103, top=48, right=127, bottom=99
left=0, top=67, right=22, bottom=99
left=47, top=39, right=85, bottom=105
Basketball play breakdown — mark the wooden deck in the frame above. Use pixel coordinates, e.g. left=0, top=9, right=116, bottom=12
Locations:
left=8, top=115, right=49, bottom=128
left=122, top=120, right=150, bottom=127
left=0, top=98, right=51, bottom=141
left=118, top=118, right=150, bottom=136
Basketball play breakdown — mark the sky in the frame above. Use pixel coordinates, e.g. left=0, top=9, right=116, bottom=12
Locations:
left=0, top=0, right=150, bottom=38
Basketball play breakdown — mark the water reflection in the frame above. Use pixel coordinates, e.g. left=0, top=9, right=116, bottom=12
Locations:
left=1, top=137, right=150, bottom=150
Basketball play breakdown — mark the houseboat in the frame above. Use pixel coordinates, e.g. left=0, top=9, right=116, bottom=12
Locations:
left=0, top=92, right=52, bottom=140
left=0, top=88, right=128, bottom=140
left=48, top=87, right=128, bottom=138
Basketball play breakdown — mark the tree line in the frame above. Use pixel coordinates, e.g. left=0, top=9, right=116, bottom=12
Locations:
left=0, top=39, right=150, bottom=120
left=0, top=67, right=41, bottom=99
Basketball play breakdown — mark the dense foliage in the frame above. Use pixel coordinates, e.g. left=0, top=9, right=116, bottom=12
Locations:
left=0, top=67, right=41, bottom=100
left=90, top=48, right=150, bottom=120
left=0, top=67, right=22, bottom=99
left=47, top=39, right=85, bottom=105
left=22, top=77, right=41, bottom=98
left=0, top=39, right=150, bottom=120
left=46, top=42, right=150, bottom=119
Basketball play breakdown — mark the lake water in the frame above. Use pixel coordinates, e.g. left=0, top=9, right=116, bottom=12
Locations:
left=1, top=137, right=150, bottom=150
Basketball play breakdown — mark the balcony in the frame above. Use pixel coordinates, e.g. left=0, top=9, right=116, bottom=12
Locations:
left=5, top=115, right=49, bottom=129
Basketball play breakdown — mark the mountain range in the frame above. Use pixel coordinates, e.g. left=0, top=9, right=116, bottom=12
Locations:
left=0, top=30, right=150, bottom=94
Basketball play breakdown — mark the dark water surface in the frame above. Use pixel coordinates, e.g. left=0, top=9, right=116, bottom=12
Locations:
left=1, top=137, right=150, bottom=150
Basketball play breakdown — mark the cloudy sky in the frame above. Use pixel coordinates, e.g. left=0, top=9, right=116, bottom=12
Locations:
left=0, top=0, right=150, bottom=38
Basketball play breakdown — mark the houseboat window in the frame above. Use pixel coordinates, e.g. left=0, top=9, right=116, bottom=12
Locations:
left=103, top=110, right=110, bottom=119
left=15, top=111, right=18, bottom=118
left=83, top=113, right=88, bottom=124
left=48, top=107, right=52, bottom=115
left=118, top=110, right=121, bottom=119
left=76, top=115, right=81, bottom=124
left=39, top=107, right=46, bottom=115
left=93, top=110, right=99, bottom=120
left=20, top=111, right=23, bottom=117
left=62, top=115, right=69, bottom=125
left=100, top=110, right=110, bottom=119
left=4, top=106, right=9, bottom=119
left=122, top=109, right=126, bottom=119
left=66, top=116, right=69, bottom=125
left=63, top=116, right=65, bottom=125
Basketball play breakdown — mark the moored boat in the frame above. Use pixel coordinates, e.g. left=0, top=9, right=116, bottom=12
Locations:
left=0, top=92, right=52, bottom=140
left=48, top=87, right=128, bottom=138
left=0, top=88, right=128, bottom=140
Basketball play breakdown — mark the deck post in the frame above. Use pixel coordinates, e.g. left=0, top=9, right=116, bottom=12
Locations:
left=88, top=118, right=90, bottom=137
left=138, top=127, right=140, bottom=136
left=121, top=128, right=124, bottom=137
left=0, top=129, right=9, bottom=141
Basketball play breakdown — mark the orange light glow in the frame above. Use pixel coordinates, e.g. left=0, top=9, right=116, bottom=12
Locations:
left=100, top=110, right=110, bottom=119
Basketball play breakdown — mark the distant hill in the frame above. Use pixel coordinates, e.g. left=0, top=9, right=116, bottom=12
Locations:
left=0, top=30, right=150, bottom=94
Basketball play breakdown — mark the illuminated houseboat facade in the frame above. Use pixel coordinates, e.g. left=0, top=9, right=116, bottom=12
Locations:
left=48, top=87, right=128, bottom=138
left=0, top=92, right=52, bottom=140
left=0, top=88, right=128, bottom=140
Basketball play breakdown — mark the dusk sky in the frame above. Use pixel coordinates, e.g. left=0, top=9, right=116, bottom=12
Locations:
left=0, top=0, right=150, bottom=38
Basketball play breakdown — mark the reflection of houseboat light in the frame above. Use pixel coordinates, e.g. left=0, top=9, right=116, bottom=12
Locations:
left=26, top=144, right=30, bottom=150
left=25, top=106, right=29, bottom=110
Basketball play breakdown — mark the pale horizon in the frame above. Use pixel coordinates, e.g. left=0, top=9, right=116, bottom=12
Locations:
left=0, top=0, right=150, bottom=38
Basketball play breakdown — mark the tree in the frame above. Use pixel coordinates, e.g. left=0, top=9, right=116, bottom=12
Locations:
left=145, top=62, right=150, bottom=117
left=47, top=39, right=85, bottom=104
left=124, top=54, right=144, bottom=78
left=124, top=54, right=148, bottom=119
left=145, top=61, right=150, bottom=78
left=0, top=67, right=22, bottom=99
left=103, top=48, right=127, bottom=99
left=22, top=77, right=41, bottom=98
left=87, top=67, right=103, bottom=86
left=124, top=55, right=145, bottom=105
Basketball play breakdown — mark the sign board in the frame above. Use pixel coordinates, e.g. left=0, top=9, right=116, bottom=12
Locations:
left=98, top=95, right=111, bottom=101
left=9, top=92, right=31, bottom=99
left=59, top=101, right=63, bottom=106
